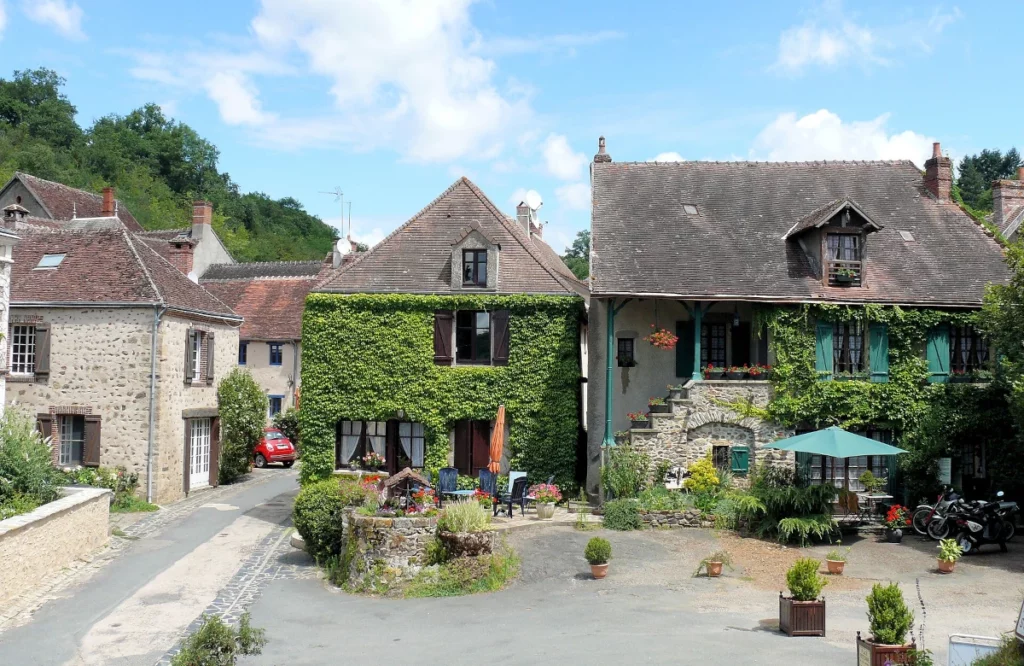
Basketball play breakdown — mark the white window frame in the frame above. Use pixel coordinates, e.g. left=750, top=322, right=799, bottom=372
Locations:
left=192, top=331, right=204, bottom=379
left=190, top=418, right=212, bottom=488
left=58, top=414, right=84, bottom=466
left=10, top=324, right=36, bottom=375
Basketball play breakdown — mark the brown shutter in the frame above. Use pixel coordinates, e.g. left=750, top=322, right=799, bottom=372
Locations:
left=36, top=413, right=53, bottom=442
left=433, top=311, right=454, bottom=366
left=183, top=420, right=191, bottom=494
left=209, top=417, right=221, bottom=487
left=453, top=420, right=470, bottom=475
left=34, top=324, right=51, bottom=376
left=185, top=330, right=195, bottom=383
left=83, top=415, right=101, bottom=467
left=205, top=331, right=216, bottom=385
left=491, top=310, right=509, bottom=366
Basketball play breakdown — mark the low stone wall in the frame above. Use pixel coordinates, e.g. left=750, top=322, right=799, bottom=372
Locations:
left=343, top=513, right=437, bottom=591
left=639, top=509, right=713, bottom=528
left=0, top=486, right=111, bottom=606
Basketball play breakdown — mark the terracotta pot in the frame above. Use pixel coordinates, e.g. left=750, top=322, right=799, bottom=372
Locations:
left=707, top=561, right=723, bottom=577
left=885, top=528, right=903, bottom=543
left=590, top=563, right=609, bottom=579
left=536, top=502, right=555, bottom=520
left=937, top=558, right=955, bottom=573
left=826, top=559, right=845, bottom=575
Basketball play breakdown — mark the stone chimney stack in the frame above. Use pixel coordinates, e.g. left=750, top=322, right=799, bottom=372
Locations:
left=992, top=166, right=1024, bottom=231
left=101, top=187, right=115, bottom=217
left=516, top=203, right=531, bottom=235
left=593, top=136, right=612, bottom=164
left=924, top=142, right=952, bottom=202
left=192, top=201, right=213, bottom=241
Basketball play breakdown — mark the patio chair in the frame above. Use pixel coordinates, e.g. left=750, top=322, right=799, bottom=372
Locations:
left=437, top=467, right=458, bottom=508
left=478, top=469, right=497, bottom=499
left=495, top=476, right=529, bottom=518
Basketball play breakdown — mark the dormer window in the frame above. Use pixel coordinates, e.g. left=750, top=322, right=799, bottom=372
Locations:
left=462, top=249, right=487, bottom=286
left=826, top=233, right=862, bottom=286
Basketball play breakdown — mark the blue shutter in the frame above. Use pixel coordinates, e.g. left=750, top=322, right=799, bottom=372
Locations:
left=926, top=325, right=950, bottom=383
left=869, top=323, right=889, bottom=383
left=815, top=321, right=833, bottom=379
left=730, top=446, right=750, bottom=476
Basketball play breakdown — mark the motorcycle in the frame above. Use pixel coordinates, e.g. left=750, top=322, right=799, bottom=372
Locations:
left=912, top=487, right=957, bottom=537
left=952, top=491, right=1013, bottom=554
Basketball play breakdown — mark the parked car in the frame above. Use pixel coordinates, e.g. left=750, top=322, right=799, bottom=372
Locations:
left=255, top=428, right=297, bottom=468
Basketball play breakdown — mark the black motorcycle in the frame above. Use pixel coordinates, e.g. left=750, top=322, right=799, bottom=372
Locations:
left=952, top=491, right=1013, bottom=554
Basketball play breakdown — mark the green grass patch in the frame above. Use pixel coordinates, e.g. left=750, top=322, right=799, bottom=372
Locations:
left=404, top=548, right=520, bottom=598
left=971, top=637, right=1024, bottom=666
left=110, top=494, right=159, bottom=513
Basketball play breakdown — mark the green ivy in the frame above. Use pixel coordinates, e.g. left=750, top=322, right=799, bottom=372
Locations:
left=299, top=293, right=584, bottom=489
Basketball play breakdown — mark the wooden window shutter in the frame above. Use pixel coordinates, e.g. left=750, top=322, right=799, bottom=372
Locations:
left=185, top=330, right=195, bottom=383
left=814, top=321, right=833, bottom=379
left=34, top=324, right=51, bottom=376
left=676, top=320, right=694, bottom=378
left=205, top=331, right=216, bottom=385
left=209, top=417, right=221, bottom=487
left=83, top=415, right=102, bottom=467
left=869, top=323, right=889, bottom=383
left=183, top=420, right=191, bottom=494
left=433, top=311, right=454, bottom=366
left=491, top=310, right=510, bottom=365
left=453, top=420, right=471, bottom=475
left=730, top=446, right=750, bottom=476
left=36, top=413, right=53, bottom=441
left=926, top=325, right=950, bottom=384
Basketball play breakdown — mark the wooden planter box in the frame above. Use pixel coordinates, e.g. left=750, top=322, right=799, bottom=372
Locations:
left=779, top=594, right=825, bottom=637
left=855, top=633, right=916, bottom=665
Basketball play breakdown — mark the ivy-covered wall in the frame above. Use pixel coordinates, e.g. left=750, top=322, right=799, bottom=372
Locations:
left=299, top=293, right=584, bottom=488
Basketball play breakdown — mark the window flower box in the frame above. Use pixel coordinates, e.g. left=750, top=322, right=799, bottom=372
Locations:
left=702, top=365, right=725, bottom=380
left=834, top=372, right=869, bottom=382
left=627, top=412, right=649, bottom=429
left=727, top=365, right=749, bottom=380
left=648, top=398, right=671, bottom=414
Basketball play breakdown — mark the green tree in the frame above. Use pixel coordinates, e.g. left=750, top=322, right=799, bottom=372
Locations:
left=956, top=148, right=1022, bottom=211
left=0, top=69, right=81, bottom=149
left=216, top=369, right=268, bottom=484
left=561, top=229, right=590, bottom=280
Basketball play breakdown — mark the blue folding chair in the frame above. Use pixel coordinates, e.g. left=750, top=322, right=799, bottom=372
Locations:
left=478, top=469, right=497, bottom=499
left=438, top=467, right=458, bottom=507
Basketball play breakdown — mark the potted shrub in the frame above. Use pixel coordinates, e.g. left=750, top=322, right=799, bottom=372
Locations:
left=858, top=470, right=886, bottom=495
left=856, top=582, right=916, bottom=665
left=936, top=538, right=962, bottom=573
left=648, top=397, right=671, bottom=414
left=779, top=557, right=827, bottom=637
left=825, top=543, right=850, bottom=575
left=613, top=430, right=630, bottom=446
left=585, top=536, right=612, bottom=579
left=667, top=384, right=685, bottom=400
left=884, top=505, right=911, bottom=543
left=695, top=550, right=732, bottom=578
left=627, top=411, right=649, bottom=429
left=529, top=483, right=562, bottom=520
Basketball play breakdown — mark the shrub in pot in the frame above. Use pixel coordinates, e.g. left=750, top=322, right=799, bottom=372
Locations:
left=825, top=543, right=850, bottom=575
left=857, top=582, right=915, bottom=665
left=936, top=538, right=962, bottom=574
left=585, top=536, right=612, bottom=579
left=779, top=558, right=827, bottom=636
left=695, top=550, right=732, bottom=578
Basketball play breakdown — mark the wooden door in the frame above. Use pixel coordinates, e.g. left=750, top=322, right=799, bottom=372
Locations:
left=470, top=421, right=490, bottom=476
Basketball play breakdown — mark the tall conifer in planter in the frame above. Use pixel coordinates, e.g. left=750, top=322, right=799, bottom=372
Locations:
left=779, top=558, right=827, bottom=636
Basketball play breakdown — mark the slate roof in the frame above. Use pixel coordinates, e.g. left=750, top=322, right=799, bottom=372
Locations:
left=201, top=261, right=323, bottom=281
left=782, top=197, right=882, bottom=239
left=10, top=228, right=239, bottom=320
left=135, top=228, right=192, bottom=263
left=13, top=172, right=145, bottom=232
left=315, top=177, right=587, bottom=297
left=591, top=160, right=1008, bottom=307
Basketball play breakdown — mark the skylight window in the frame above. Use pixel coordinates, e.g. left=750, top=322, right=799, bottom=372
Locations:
left=898, top=231, right=915, bottom=242
left=35, top=253, right=66, bottom=269
left=682, top=204, right=699, bottom=215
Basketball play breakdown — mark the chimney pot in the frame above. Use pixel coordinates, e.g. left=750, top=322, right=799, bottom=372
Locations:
left=101, top=187, right=115, bottom=217
left=931, top=142, right=941, bottom=159
left=192, top=201, right=213, bottom=241
left=594, top=136, right=612, bottom=164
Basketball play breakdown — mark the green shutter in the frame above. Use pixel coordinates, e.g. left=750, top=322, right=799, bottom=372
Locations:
left=814, top=321, right=833, bottom=379
left=730, top=446, right=750, bottom=476
left=869, top=323, right=889, bottom=383
left=676, top=320, right=694, bottom=378
left=796, top=451, right=813, bottom=483
left=926, top=325, right=950, bottom=383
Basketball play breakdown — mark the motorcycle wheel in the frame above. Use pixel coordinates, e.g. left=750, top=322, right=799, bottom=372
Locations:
left=1003, top=521, right=1015, bottom=542
left=912, top=507, right=933, bottom=536
left=958, top=535, right=973, bottom=554
left=927, top=519, right=951, bottom=540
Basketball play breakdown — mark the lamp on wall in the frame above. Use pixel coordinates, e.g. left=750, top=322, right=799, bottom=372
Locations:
left=733, top=305, right=740, bottom=328
left=396, top=408, right=405, bottom=420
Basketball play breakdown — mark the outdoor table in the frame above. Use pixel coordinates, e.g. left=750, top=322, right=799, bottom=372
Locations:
left=445, top=489, right=475, bottom=499
left=857, top=493, right=893, bottom=517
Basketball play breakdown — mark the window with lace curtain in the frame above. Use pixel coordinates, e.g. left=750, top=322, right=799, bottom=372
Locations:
left=336, top=420, right=386, bottom=468
left=949, top=325, right=989, bottom=373
left=833, top=321, right=866, bottom=373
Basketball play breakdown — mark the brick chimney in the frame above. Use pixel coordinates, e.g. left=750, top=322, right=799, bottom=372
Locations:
left=192, top=201, right=213, bottom=241
left=593, top=136, right=612, bottom=164
left=924, top=142, right=952, bottom=202
left=516, top=203, right=531, bottom=234
left=993, top=166, right=1024, bottom=231
left=167, top=239, right=195, bottom=275
left=101, top=187, right=115, bottom=217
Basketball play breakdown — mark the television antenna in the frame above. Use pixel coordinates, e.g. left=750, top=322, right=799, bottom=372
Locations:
left=320, top=187, right=348, bottom=238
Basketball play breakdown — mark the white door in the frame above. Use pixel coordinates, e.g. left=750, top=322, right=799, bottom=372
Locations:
left=190, top=418, right=211, bottom=490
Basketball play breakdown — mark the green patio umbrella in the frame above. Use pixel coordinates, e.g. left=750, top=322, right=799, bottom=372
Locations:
left=764, top=426, right=907, bottom=458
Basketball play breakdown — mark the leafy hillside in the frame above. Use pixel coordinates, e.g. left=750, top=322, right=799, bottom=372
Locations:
left=0, top=68, right=338, bottom=262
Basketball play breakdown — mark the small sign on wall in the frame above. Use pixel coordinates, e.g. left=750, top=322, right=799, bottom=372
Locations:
left=937, top=457, right=952, bottom=486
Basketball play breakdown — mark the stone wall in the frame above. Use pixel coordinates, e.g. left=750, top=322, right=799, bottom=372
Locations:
left=343, top=513, right=437, bottom=591
left=639, top=509, right=712, bottom=528
left=0, top=486, right=110, bottom=606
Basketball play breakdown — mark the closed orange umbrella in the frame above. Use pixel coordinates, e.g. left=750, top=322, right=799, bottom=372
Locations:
left=488, top=405, right=505, bottom=473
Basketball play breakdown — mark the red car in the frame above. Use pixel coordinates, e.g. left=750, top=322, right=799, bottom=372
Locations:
left=254, top=428, right=297, bottom=468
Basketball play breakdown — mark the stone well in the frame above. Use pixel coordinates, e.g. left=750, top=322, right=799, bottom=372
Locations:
left=343, top=513, right=437, bottom=590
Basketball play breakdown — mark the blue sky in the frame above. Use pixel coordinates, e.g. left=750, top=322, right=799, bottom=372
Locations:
left=2, top=0, right=1020, bottom=253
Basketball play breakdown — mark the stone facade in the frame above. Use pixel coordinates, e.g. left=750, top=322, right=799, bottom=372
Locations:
left=0, top=486, right=110, bottom=606
left=343, top=513, right=438, bottom=590
left=0, top=240, right=12, bottom=409
left=449, top=229, right=500, bottom=291
left=240, top=340, right=299, bottom=418
left=629, top=381, right=794, bottom=485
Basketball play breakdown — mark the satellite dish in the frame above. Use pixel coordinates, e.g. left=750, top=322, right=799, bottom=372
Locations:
left=525, top=190, right=543, bottom=211
left=335, top=238, right=351, bottom=256
left=187, top=271, right=199, bottom=284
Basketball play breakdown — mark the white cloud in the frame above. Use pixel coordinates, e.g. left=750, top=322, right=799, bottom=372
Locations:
left=508, top=187, right=530, bottom=206
left=752, top=109, right=935, bottom=168
left=204, top=71, right=275, bottom=126
left=542, top=134, right=587, bottom=181
left=22, top=0, right=84, bottom=40
left=555, top=182, right=590, bottom=211
left=651, top=152, right=685, bottom=162
left=479, top=30, right=624, bottom=56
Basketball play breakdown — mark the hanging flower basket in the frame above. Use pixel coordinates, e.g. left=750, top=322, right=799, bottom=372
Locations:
left=643, top=325, right=679, bottom=351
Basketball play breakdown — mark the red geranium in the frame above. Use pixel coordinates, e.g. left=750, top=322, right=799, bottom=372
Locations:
left=644, top=325, right=679, bottom=351
left=885, top=504, right=911, bottom=530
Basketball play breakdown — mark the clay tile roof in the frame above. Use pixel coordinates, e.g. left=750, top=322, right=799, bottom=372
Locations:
left=199, top=275, right=317, bottom=340
left=10, top=228, right=239, bottom=320
left=315, top=177, right=587, bottom=297
left=14, top=172, right=145, bottom=232
left=591, top=160, right=1008, bottom=306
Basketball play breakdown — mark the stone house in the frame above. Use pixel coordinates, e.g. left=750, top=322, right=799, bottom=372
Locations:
left=994, top=166, right=1024, bottom=242
left=4, top=215, right=242, bottom=503
left=135, top=201, right=235, bottom=278
left=586, top=138, right=1008, bottom=496
left=200, top=260, right=328, bottom=419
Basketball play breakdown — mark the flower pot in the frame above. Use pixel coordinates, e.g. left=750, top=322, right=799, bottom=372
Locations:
left=826, top=559, right=845, bottom=575
left=706, top=561, right=723, bottom=577
left=668, top=389, right=684, bottom=400
left=779, top=594, right=826, bottom=637
left=856, top=634, right=916, bottom=666
left=590, top=563, right=609, bottom=579
left=630, top=419, right=649, bottom=429
left=937, top=559, right=955, bottom=573
left=648, top=404, right=671, bottom=414
left=437, top=530, right=495, bottom=558
left=727, top=372, right=746, bottom=380
left=536, top=502, right=555, bottom=520
left=885, top=528, right=903, bottom=543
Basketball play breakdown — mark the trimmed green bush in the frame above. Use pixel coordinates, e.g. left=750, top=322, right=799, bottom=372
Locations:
left=602, top=498, right=642, bottom=531
left=169, top=612, right=266, bottom=666
left=217, top=369, right=268, bottom=484
left=437, top=500, right=490, bottom=533
left=866, top=582, right=914, bottom=645
left=292, top=479, right=345, bottom=562
left=584, top=537, right=611, bottom=565
left=785, top=558, right=827, bottom=601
